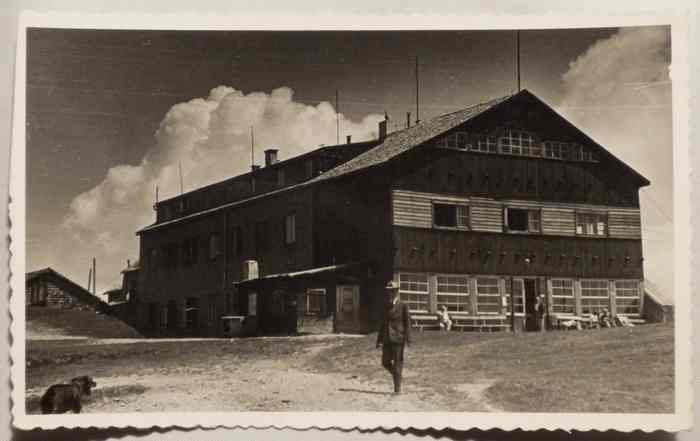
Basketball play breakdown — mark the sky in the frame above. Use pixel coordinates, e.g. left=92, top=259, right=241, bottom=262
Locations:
left=25, top=26, right=673, bottom=298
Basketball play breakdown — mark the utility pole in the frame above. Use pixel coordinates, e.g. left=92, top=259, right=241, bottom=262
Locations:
left=516, top=30, right=521, bottom=92
left=250, top=126, right=255, bottom=168
left=335, top=89, right=340, bottom=145
left=92, top=257, right=96, bottom=296
left=415, top=56, right=420, bottom=124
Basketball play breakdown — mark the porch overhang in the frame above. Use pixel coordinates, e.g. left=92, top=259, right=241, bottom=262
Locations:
left=234, top=261, right=368, bottom=289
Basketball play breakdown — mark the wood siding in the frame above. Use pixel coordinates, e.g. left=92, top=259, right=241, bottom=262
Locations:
left=392, top=190, right=641, bottom=239
left=393, top=226, right=644, bottom=279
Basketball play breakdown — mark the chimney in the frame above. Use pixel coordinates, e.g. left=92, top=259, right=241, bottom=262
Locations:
left=378, top=112, right=389, bottom=140
left=346, top=135, right=352, bottom=144
left=378, top=120, right=388, bottom=140
left=251, top=165, right=261, bottom=172
left=406, top=112, right=411, bottom=128
left=264, top=148, right=279, bottom=166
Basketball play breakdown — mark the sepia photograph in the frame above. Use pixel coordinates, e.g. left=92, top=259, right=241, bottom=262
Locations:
left=9, top=13, right=691, bottom=431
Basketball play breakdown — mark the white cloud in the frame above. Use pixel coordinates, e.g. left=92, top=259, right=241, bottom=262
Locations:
left=59, top=86, right=382, bottom=292
left=558, top=26, right=674, bottom=299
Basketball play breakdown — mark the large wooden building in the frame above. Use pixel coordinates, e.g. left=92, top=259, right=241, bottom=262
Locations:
left=132, top=89, right=649, bottom=336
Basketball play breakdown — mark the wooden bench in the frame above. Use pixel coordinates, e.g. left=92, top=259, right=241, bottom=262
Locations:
left=411, top=314, right=510, bottom=332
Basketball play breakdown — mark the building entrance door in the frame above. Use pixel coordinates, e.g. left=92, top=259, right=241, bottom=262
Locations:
left=336, top=285, right=360, bottom=333
left=523, top=279, right=539, bottom=331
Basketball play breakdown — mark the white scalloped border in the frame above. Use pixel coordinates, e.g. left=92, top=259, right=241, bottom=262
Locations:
left=9, top=10, right=693, bottom=431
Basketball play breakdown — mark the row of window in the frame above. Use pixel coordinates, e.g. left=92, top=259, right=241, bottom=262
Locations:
left=398, top=273, right=641, bottom=315
left=435, top=129, right=600, bottom=162
left=433, top=202, right=608, bottom=236
left=147, top=214, right=297, bottom=272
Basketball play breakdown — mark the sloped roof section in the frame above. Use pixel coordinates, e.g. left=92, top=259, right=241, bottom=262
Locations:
left=26, top=267, right=108, bottom=310
left=311, top=94, right=513, bottom=183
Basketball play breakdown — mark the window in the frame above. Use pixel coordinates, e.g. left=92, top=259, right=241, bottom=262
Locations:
left=436, top=131, right=470, bottom=150
left=615, top=280, right=641, bottom=314
left=436, top=275, right=470, bottom=313
left=255, top=222, right=268, bottom=253
left=305, top=288, right=326, bottom=315
left=570, top=143, right=583, bottom=161
left=208, top=233, right=220, bottom=260
left=580, top=280, right=610, bottom=314
left=285, top=214, right=296, bottom=245
left=208, top=302, right=217, bottom=325
left=551, top=279, right=575, bottom=315
left=499, top=130, right=536, bottom=156
left=504, top=278, right=525, bottom=314
left=399, top=273, right=429, bottom=312
left=182, top=237, right=198, bottom=266
left=473, top=137, right=498, bottom=153
left=576, top=212, right=607, bottom=236
left=506, top=208, right=541, bottom=233
left=433, top=203, right=470, bottom=229
left=185, top=297, right=199, bottom=328
left=229, top=226, right=243, bottom=255
left=476, top=277, right=501, bottom=314
left=248, top=293, right=257, bottom=316
left=148, top=248, right=158, bottom=272
left=160, top=305, right=168, bottom=329
left=544, top=141, right=569, bottom=159
left=277, top=168, right=285, bottom=187
left=271, top=290, right=286, bottom=314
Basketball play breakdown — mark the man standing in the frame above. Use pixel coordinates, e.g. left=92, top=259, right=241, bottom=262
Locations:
left=535, top=294, right=546, bottom=332
left=376, top=281, right=412, bottom=394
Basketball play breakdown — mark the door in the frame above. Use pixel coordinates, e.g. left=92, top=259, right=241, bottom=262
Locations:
left=336, top=285, right=360, bottom=333
left=524, top=279, right=538, bottom=331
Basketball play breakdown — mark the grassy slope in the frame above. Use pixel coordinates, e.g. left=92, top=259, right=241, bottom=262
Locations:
left=27, top=307, right=143, bottom=339
left=26, top=324, right=674, bottom=413
left=307, top=323, right=674, bottom=413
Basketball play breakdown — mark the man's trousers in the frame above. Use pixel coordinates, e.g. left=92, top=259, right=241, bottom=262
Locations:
left=381, top=341, right=405, bottom=393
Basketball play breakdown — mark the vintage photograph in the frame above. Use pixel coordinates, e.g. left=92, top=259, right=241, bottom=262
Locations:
left=10, top=14, right=690, bottom=431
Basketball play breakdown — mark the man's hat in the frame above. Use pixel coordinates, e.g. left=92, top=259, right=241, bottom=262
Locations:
left=385, top=280, right=400, bottom=291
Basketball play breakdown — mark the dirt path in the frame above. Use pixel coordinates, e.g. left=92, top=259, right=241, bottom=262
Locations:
left=27, top=336, right=498, bottom=413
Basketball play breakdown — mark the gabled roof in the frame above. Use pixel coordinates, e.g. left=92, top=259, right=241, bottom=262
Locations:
left=26, top=267, right=108, bottom=309
left=137, top=89, right=649, bottom=233
left=311, top=94, right=512, bottom=183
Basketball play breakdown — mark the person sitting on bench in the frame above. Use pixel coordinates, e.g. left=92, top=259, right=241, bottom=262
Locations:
left=436, top=305, right=452, bottom=332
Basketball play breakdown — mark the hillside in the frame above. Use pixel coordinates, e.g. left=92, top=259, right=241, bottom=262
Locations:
left=27, top=306, right=142, bottom=339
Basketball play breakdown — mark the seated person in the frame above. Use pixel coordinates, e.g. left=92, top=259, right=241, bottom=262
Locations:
left=436, top=305, right=452, bottom=332
left=599, top=308, right=613, bottom=328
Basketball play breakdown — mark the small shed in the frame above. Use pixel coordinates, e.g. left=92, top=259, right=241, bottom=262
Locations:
left=25, top=267, right=108, bottom=312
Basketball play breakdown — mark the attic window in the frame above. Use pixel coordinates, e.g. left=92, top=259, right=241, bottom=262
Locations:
left=436, top=131, right=470, bottom=150
left=499, top=130, right=536, bottom=156
left=473, top=137, right=497, bottom=153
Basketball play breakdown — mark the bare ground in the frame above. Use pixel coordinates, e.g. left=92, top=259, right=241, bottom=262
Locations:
left=26, top=335, right=496, bottom=413
left=26, top=324, right=673, bottom=414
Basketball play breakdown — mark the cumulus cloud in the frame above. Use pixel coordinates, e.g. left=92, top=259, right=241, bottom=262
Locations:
left=60, top=86, right=382, bottom=291
left=557, top=26, right=674, bottom=298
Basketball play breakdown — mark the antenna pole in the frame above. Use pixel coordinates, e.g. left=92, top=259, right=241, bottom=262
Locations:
left=178, top=161, right=184, bottom=195
left=87, top=267, right=92, bottom=293
left=92, top=257, right=96, bottom=295
left=335, top=89, right=340, bottom=145
left=415, top=56, right=420, bottom=124
left=250, top=126, right=255, bottom=168
left=516, top=30, right=521, bottom=92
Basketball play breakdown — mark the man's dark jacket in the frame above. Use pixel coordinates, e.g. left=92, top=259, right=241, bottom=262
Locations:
left=377, top=300, right=412, bottom=346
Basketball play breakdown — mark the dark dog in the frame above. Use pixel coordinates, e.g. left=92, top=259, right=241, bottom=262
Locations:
left=40, top=376, right=97, bottom=414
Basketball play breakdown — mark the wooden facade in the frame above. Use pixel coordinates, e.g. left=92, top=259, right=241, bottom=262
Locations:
left=131, top=89, right=650, bottom=336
